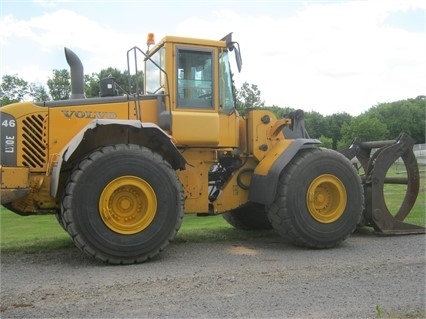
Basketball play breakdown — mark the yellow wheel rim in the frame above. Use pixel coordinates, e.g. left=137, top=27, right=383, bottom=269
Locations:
left=306, top=174, right=347, bottom=224
left=99, top=176, right=157, bottom=234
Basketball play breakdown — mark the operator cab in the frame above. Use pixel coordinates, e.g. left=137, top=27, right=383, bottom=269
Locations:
left=131, top=33, right=242, bottom=147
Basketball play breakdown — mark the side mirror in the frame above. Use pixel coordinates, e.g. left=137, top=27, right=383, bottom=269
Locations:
left=233, top=43, right=242, bottom=73
left=220, top=33, right=243, bottom=73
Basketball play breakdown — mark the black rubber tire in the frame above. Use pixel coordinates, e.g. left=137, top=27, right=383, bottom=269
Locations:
left=267, top=147, right=363, bottom=248
left=61, top=144, right=184, bottom=264
left=55, top=209, right=67, bottom=231
left=222, top=202, right=272, bottom=230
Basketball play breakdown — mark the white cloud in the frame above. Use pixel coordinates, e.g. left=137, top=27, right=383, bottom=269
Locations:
left=3, top=9, right=131, bottom=54
left=183, top=2, right=425, bottom=114
left=1, top=1, right=425, bottom=115
left=1, top=9, right=140, bottom=81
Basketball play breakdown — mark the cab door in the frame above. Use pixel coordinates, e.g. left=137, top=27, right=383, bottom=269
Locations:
left=171, top=47, right=220, bottom=146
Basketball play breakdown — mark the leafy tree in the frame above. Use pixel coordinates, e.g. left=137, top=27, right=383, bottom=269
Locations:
left=365, top=98, right=425, bottom=144
left=264, top=105, right=295, bottom=118
left=319, top=135, right=333, bottom=148
left=47, top=69, right=71, bottom=100
left=236, top=82, right=264, bottom=114
left=304, top=111, right=327, bottom=139
left=326, top=112, right=352, bottom=149
left=29, top=83, right=50, bottom=102
left=338, top=116, right=388, bottom=149
left=84, top=72, right=100, bottom=98
left=0, top=74, right=29, bottom=106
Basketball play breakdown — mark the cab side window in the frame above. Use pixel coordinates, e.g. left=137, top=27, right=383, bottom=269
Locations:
left=177, top=49, right=213, bottom=108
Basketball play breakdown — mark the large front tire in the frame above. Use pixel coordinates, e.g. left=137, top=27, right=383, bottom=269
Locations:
left=268, top=148, right=363, bottom=248
left=61, top=144, right=184, bottom=264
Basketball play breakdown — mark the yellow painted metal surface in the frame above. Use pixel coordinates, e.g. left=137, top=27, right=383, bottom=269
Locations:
left=47, top=99, right=157, bottom=151
left=0, top=166, right=32, bottom=205
left=0, top=102, right=44, bottom=119
left=246, top=110, right=286, bottom=161
left=0, top=166, right=31, bottom=204
left=1, top=172, right=56, bottom=211
left=253, top=139, right=293, bottom=176
left=218, top=111, right=239, bottom=147
left=0, top=166, right=29, bottom=189
left=172, top=111, right=220, bottom=146
left=48, top=102, right=130, bottom=156
left=178, top=149, right=218, bottom=213
left=151, top=36, right=227, bottom=59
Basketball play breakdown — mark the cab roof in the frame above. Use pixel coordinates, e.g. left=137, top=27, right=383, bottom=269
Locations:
left=149, top=35, right=227, bottom=53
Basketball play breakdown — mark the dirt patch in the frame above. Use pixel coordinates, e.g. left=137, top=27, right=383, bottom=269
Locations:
left=228, top=244, right=258, bottom=256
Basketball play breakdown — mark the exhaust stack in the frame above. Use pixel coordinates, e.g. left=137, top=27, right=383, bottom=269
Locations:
left=64, top=47, right=85, bottom=99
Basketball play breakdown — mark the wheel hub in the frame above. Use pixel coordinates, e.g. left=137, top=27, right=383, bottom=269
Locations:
left=306, top=174, right=347, bottom=223
left=99, top=176, right=157, bottom=234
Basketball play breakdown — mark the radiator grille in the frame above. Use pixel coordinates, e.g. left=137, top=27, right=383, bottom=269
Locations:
left=21, top=114, right=47, bottom=168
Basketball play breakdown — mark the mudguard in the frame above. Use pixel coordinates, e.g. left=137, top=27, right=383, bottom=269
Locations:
left=50, top=119, right=185, bottom=197
left=249, top=138, right=321, bottom=205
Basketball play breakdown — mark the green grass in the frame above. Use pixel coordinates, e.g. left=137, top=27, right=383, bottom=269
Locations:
left=375, top=305, right=425, bottom=319
left=0, top=211, right=72, bottom=252
left=0, top=210, right=275, bottom=253
left=1, top=166, right=424, bottom=253
left=383, top=167, right=425, bottom=226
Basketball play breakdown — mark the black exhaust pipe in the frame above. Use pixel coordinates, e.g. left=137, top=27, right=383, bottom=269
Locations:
left=64, top=47, right=85, bottom=99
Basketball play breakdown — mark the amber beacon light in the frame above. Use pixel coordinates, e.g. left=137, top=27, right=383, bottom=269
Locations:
left=147, top=33, right=155, bottom=45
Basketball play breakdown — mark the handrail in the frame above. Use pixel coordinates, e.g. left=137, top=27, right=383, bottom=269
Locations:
left=126, top=46, right=171, bottom=122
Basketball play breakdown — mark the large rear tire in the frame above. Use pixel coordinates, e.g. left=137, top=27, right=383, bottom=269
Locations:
left=61, top=144, right=184, bottom=264
left=222, top=202, right=272, bottom=230
left=268, top=148, right=363, bottom=248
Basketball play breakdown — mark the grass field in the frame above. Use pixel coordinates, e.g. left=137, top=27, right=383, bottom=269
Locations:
left=0, top=210, right=263, bottom=253
left=1, top=168, right=424, bottom=253
left=383, top=166, right=425, bottom=226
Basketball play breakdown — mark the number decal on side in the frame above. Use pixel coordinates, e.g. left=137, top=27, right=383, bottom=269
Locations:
left=2, top=119, right=16, bottom=127
left=1, top=114, right=17, bottom=165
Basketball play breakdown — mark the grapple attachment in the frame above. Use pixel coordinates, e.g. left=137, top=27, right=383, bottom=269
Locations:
left=340, top=133, right=425, bottom=235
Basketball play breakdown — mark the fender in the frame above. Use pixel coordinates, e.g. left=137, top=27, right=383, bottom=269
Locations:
left=50, top=119, right=186, bottom=197
left=249, top=138, right=321, bottom=205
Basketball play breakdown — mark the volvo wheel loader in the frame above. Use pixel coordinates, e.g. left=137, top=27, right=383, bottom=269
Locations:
left=1, top=33, right=423, bottom=264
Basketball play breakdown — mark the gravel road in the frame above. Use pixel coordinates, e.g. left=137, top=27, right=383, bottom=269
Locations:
left=1, top=230, right=425, bottom=318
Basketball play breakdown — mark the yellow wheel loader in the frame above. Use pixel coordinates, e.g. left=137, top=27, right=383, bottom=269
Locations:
left=0, top=33, right=423, bottom=264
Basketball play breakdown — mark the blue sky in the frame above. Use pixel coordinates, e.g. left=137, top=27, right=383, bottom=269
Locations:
left=1, top=0, right=425, bottom=115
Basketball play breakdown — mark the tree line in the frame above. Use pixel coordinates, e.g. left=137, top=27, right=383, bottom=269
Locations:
left=234, top=82, right=425, bottom=147
left=0, top=68, right=142, bottom=104
left=1, top=70, right=424, bottom=148
left=266, top=97, right=425, bottom=149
